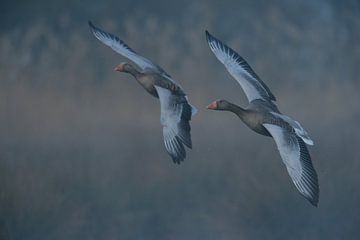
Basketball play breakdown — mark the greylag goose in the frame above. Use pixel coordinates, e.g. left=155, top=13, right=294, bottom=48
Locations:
left=205, top=30, right=319, bottom=206
left=88, top=21, right=197, bottom=164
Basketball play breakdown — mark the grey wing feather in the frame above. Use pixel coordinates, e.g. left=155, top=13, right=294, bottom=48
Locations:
left=270, top=112, right=314, bottom=145
left=263, top=123, right=319, bottom=206
left=205, top=30, right=276, bottom=102
left=154, top=86, right=194, bottom=164
left=88, top=21, right=170, bottom=76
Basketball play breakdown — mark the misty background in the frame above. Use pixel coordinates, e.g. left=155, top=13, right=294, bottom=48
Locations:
left=0, top=0, right=359, bottom=239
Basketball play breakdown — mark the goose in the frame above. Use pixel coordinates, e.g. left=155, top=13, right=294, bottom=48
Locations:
left=205, top=30, right=319, bottom=206
left=88, top=21, right=197, bottom=164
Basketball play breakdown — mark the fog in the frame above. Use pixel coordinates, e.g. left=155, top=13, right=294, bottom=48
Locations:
left=0, top=0, right=359, bottom=239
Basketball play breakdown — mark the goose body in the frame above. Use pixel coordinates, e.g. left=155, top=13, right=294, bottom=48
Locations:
left=89, top=21, right=196, bottom=164
left=206, top=31, right=319, bottom=206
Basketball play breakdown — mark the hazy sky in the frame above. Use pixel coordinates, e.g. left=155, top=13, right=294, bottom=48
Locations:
left=0, top=0, right=360, bottom=239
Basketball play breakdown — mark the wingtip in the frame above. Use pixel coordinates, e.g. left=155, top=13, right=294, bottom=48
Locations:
left=305, top=192, right=319, bottom=207
left=172, top=157, right=184, bottom=164
left=310, top=198, right=319, bottom=207
left=169, top=147, right=186, bottom=164
left=88, top=21, right=97, bottom=33
left=205, top=30, right=211, bottom=41
left=205, top=30, right=218, bottom=47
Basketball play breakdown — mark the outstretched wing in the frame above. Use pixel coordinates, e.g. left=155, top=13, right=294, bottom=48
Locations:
left=205, top=30, right=276, bottom=102
left=270, top=111, right=314, bottom=145
left=263, top=123, right=319, bottom=206
left=88, top=21, right=169, bottom=76
left=154, top=86, right=194, bottom=164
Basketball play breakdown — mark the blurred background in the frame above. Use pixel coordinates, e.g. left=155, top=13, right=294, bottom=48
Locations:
left=0, top=0, right=359, bottom=239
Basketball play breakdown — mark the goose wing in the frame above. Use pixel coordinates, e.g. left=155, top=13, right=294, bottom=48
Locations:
left=270, top=111, right=314, bottom=145
left=206, top=30, right=276, bottom=102
left=263, top=123, right=319, bottom=206
left=89, top=21, right=169, bottom=76
left=154, top=86, right=194, bottom=164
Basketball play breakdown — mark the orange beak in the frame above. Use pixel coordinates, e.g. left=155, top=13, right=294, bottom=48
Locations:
left=114, top=64, right=124, bottom=72
left=206, top=101, right=218, bottom=110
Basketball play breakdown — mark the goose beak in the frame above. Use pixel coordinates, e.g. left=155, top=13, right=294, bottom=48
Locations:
left=114, top=64, right=124, bottom=72
left=206, top=101, right=217, bottom=110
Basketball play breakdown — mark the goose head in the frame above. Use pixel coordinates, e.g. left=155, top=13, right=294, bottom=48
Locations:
left=206, top=99, right=232, bottom=111
left=114, top=62, right=134, bottom=73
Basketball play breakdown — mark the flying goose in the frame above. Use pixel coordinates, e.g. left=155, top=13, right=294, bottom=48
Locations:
left=205, top=30, right=319, bottom=206
left=88, top=21, right=197, bottom=164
